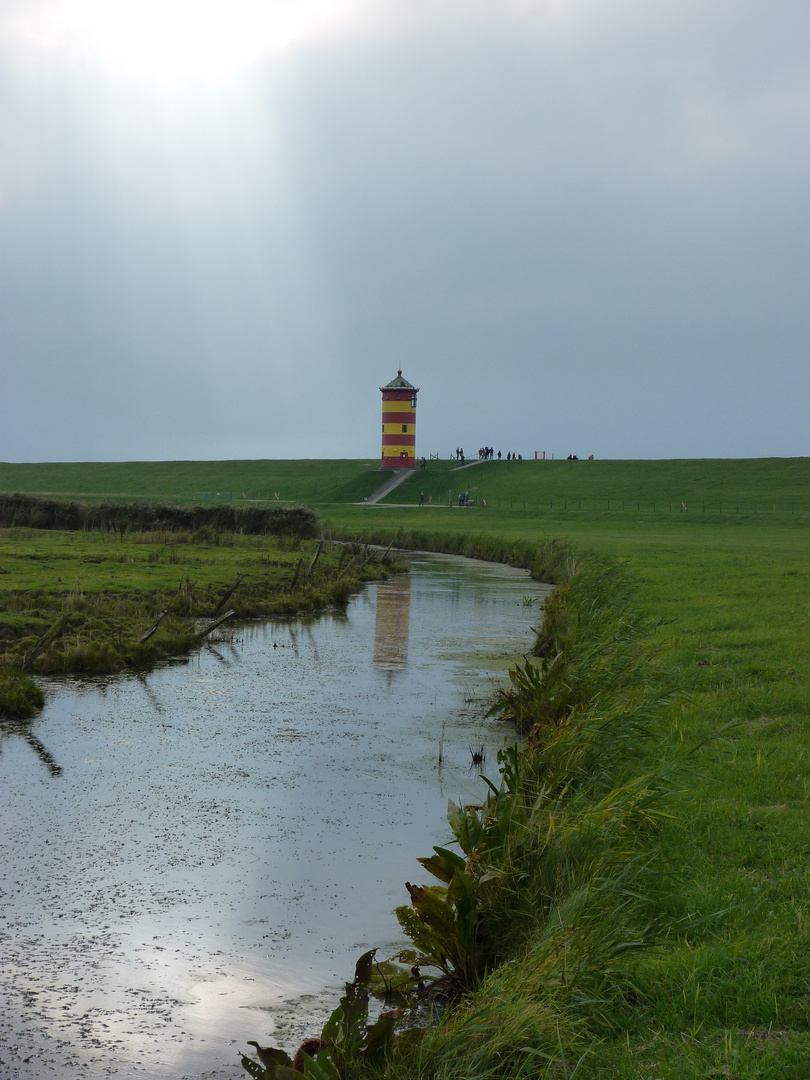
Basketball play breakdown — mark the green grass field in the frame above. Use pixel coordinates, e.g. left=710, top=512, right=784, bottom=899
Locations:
left=0, top=458, right=385, bottom=505
left=1, top=456, right=808, bottom=517
left=1, top=456, right=809, bottom=1076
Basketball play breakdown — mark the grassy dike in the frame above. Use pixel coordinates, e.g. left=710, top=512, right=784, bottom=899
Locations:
left=2, top=458, right=808, bottom=1076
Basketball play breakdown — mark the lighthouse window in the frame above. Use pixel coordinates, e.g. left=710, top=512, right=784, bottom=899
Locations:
left=411, top=393, right=417, bottom=407
left=401, top=424, right=408, bottom=433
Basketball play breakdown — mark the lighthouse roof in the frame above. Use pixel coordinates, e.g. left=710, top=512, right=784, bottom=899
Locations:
left=380, top=369, right=419, bottom=392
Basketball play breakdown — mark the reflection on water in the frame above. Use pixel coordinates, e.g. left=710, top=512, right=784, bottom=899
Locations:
left=373, top=575, right=411, bottom=669
left=0, top=553, right=549, bottom=1080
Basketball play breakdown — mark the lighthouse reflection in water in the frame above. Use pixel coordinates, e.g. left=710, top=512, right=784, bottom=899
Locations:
left=373, top=574, right=411, bottom=670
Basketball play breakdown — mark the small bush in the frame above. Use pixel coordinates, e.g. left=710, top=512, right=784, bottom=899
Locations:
left=0, top=667, right=44, bottom=718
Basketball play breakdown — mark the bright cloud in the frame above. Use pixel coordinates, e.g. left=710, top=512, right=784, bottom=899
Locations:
left=5, top=0, right=368, bottom=82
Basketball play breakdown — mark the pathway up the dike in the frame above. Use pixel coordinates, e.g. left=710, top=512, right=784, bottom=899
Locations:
left=361, top=468, right=417, bottom=505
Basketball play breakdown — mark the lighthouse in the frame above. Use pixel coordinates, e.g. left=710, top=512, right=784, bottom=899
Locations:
left=380, top=370, right=419, bottom=469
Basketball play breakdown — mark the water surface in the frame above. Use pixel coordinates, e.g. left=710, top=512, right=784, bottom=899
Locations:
left=0, top=553, right=548, bottom=1078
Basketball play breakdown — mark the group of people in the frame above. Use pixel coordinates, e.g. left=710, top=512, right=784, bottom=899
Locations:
left=480, top=448, right=522, bottom=461
left=452, top=447, right=524, bottom=462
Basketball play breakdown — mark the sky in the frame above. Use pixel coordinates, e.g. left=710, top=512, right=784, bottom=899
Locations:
left=0, top=0, right=807, bottom=463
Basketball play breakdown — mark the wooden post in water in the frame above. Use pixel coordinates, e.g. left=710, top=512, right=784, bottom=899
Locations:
left=140, top=609, right=169, bottom=643
left=197, top=610, right=235, bottom=638
left=22, top=614, right=69, bottom=670
left=308, top=540, right=324, bottom=576
left=214, top=575, right=243, bottom=613
left=289, top=559, right=303, bottom=593
left=358, top=544, right=377, bottom=569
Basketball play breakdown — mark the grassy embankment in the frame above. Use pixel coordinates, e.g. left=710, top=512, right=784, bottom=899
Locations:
left=2, top=456, right=809, bottom=1076
left=0, top=458, right=384, bottom=506
left=1, top=455, right=808, bottom=517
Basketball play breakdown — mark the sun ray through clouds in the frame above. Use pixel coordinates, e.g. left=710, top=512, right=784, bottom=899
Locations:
left=15, top=0, right=368, bottom=84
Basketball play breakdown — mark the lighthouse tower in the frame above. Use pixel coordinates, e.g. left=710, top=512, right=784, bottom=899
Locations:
left=380, top=370, right=419, bottom=468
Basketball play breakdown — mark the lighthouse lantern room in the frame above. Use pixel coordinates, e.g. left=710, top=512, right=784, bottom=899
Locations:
left=380, top=370, right=419, bottom=469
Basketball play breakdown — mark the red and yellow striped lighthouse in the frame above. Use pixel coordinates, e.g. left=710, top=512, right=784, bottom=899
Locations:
left=380, top=370, right=419, bottom=469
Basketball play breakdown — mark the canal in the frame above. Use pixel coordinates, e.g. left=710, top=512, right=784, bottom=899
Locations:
left=0, top=552, right=549, bottom=1078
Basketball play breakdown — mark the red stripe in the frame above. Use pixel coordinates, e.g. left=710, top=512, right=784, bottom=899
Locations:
left=382, top=411, right=416, bottom=423
left=382, top=434, right=415, bottom=447
left=381, top=390, right=416, bottom=401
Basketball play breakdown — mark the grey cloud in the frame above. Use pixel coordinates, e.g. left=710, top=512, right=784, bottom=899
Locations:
left=0, top=0, right=807, bottom=461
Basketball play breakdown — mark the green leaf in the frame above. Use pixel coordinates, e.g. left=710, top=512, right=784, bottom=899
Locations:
left=417, top=846, right=466, bottom=884
left=302, top=1050, right=339, bottom=1080
left=240, top=1055, right=267, bottom=1079
left=240, top=1049, right=299, bottom=1079
left=354, top=947, right=377, bottom=985
left=360, top=1008, right=400, bottom=1062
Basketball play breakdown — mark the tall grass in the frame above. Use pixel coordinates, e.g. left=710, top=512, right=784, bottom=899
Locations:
left=0, top=493, right=318, bottom=537
left=490, top=557, right=664, bottom=739
left=325, top=525, right=576, bottom=586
